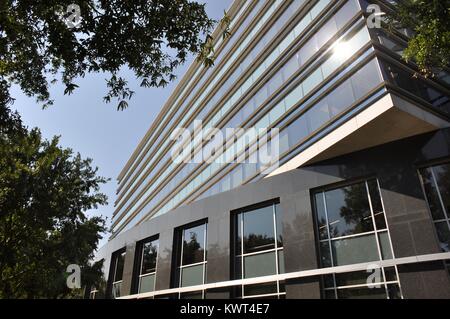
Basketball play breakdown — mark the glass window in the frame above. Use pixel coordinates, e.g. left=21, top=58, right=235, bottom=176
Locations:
left=243, top=206, right=276, bottom=253
left=114, top=252, right=125, bottom=282
left=419, top=163, right=450, bottom=252
left=182, top=224, right=206, bottom=265
left=326, top=78, right=355, bottom=117
left=181, top=264, right=204, bottom=287
left=324, top=183, right=373, bottom=237
left=137, top=238, right=158, bottom=293
left=314, top=179, right=402, bottom=299
left=351, top=59, right=383, bottom=100
left=306, top=99, right=331, bottom=133
left=286, top=115, right=309, bottom=148
left=141, top=239, right=158, bottom=275
left=175, top=222, right=207, bottom=298
left=380, top=60, right=450, bottom=115
left=234, top=201, right=285, bottom=298
left=111, top=250, right=126, bottom=298
left=331, top=233, right=379, bottom=266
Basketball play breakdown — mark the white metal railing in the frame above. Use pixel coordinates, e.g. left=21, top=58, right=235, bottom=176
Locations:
left=118, top=252, right=450, bottom=299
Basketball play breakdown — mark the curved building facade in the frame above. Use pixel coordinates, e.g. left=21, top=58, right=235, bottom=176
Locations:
left=94, top=0, right=450, bottom=299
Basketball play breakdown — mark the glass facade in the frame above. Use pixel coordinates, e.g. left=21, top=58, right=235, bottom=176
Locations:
left=111, top=250, right=126, bottom=299
left=137, top=238, right=159, bottom=294
left=175, top=222, right=208, bottom=298
left=233, top=202, right=285, bottom=299
left=113, top=1, right=381, bottom=235
left=102, top=0, right=450, bottom=300
left=111, top=0, right=450, bottom=239
left=313, top=179, right=402, bottom=299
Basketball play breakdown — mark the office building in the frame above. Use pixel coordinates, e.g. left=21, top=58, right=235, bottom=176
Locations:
left=94, top=0, right=450, bottom=299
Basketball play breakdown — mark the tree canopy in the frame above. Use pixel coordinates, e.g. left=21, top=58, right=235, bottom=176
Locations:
left=387, top=0, right=450, bottom=77
left=0, top=105, right=108, bottom=298
left=0, top=0, right=226, bottom=110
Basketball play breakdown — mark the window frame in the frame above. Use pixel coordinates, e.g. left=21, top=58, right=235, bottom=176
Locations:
left=110, top=248, right=126, bottom=299
left=417, top=160, right=450, bottom=254
left=134, top=235, right=160, bottom=295
left=173, top=220, right=208, bottom=299
left=232, top=200, right=286, bottom=299
left=311, top=178, right=403, bottom=299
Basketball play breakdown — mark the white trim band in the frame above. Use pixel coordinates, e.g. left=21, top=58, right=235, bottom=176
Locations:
left=118, top=251, right=450, bottom=299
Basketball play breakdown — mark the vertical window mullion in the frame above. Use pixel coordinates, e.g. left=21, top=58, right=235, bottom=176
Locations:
left=203, top=223, right=207, bottom=298
left=240, top=213, right=245, bottom=298
left=273, top=203, right=280, bottom=296
left=138, top=243, right=145, bottom=293
left=322, top=191, right=337, bottom=299
left=179, top=229, right=184, bottom=295
left=365, top=180, right=389, bottom=298
left=376, top=178, right=404, bottom=299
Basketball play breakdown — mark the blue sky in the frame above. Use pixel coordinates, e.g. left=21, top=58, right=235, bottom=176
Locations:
left=10, top=0, right=233, bottom=246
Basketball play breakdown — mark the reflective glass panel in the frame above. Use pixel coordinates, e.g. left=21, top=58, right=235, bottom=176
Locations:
left=325, top=183, right=373, bottom=238
left=182, top=224, right=206, bottom=265
left=244, top=251, right=277, bottom=279
left=141, top=239, right=158, bottom=275
left=243, top=206, right=275, bottom=253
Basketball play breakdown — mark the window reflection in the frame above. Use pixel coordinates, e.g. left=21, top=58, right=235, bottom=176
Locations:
left=243, top=206, right=276, bottom=253
left=234, top=202, right=285, bottom=299
left=419, top=163, right=450, bottom=252
left=381, top=60, right=450, bottom=115
left=175, top=222, right=207, bottom=298
left=313, top=179, right=402, bottom=299
left=111, top=250, right=126, bottom=298
left=325, top=183, right=373, bottom=237
left=137, top=238, right=159, bottom=294
left=182, top=224, right=206, bottom=265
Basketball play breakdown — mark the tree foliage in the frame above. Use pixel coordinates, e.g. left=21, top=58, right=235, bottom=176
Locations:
left=387, top=0, right=450, bottom=77
left=0, top=105, right=108, bottom=298
left=0, top=0, right=229, bottom=110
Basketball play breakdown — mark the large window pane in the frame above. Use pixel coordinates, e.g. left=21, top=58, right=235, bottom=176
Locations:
left=114, top=252, right=125, bottom=282
left=331, top=234, right=379, bottom=266
left=325, top=183, right=373, bottom=238
left=244, top=251, right=277, bottom=279
left=286, top=115, right=309, bottom=148
left=141, top=240, right=158, bottom=275
left=326, top=78, right=355, bottom=117
left=351, top=59, right=382, bottom=100
left=182, top=224, right=206, bottom=265
left=243, top=206, right=275, bottom=253
left=139, top=274, right=155, bottom=293
left=181, top=264, right=204, bottom=287
left=306, top=99, right=331, bottom=132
